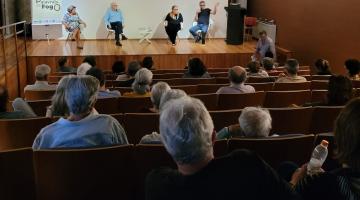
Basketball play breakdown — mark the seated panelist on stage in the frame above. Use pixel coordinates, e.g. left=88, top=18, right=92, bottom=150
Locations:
left=63, top=5, right=86, bottom=49
left=189, top=1, right=219, bottom=44
left=104, top=2, right=126, bottom=47
left=164, top=5, right=183, bottom=46
left=253, top=31, right=277, bottom=61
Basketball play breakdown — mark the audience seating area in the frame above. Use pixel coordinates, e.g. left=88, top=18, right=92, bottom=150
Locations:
left=0, top=134, right=337, bottom=200
left=0, top=67, right=355, bottom=200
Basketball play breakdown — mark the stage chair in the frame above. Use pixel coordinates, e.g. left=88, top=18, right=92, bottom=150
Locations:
left=0, top=148, right=35, bottom=200
left=33, top=145, right=135, bottom=200
left=24, top=90, right=55, bottom=101
left=244, top=16, right=257, bottom=41
left=247, top=82, right=274, bottom=91
left=0, top=117, right=52, bottom=151
left=133, top=144, right=176, bottom=200
left=314, top=133, right=339, bottom=171
left=311, top=80, right=329, bottom=90
left=118, top=97, right=153, bottom=113
left=310, top=106, right=343, bottom=134
left=311, top=75, right=332, bottom=81
left=27, top=100, right=52, bottom=116
left=192, top=18, right=214, bottom=40
left=197, top=84, right=227, bottom=94
left=228, top=135, right=315, bottom=168
left=106, top=25, right=115, bottom=40
left=264, top=90, right=311, bottom=108
left=268, top=107, right=314, bottom=135
left=311, top=90, right=328, bottom=103
left=191, top=93, right=218, bottom=111
left=217, top=92, right=266, bottom=110
left=139, top=27, right=152, bottom=44
left=172, top=85, right=198, bottom=95
left=209, top=109, right=242, bottom=131
left=123, top=113, right=160, bottom=144
left=272, top=81, right=311, bottom=91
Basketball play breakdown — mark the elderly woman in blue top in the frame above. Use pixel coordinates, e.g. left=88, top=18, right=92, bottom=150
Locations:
left=32, top=75, right=128, bottom=150
left=104, top=2, right=126, bottom=46
left=63, top=5, right=86, bottom=49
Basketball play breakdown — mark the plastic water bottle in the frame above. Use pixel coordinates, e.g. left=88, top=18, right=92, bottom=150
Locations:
left=307, top=140, right=329, bottom=175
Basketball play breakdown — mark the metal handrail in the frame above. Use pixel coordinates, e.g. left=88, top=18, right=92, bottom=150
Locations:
left=0, top=20, right=27, bottom=29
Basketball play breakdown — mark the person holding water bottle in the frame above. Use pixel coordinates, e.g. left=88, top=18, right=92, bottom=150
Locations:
left=289, top=98, right=360, bottom=200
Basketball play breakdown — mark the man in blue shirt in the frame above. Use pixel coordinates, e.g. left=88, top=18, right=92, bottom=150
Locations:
left=104, top=2, right=127, bottom=46
left=189, top=1, right=219, bottom=44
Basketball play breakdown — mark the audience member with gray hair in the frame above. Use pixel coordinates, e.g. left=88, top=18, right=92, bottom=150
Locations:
left=124, top=68, right=153, bottom=97
left=24, top=64, right=57, bottom=92
left=159, top=89, right=187, bottom=111
left=77, top=63, right=92, bottom=75
left=33, top=75, right=128, bottom=150
left=276, top=59, right=307, bottom=83
left=217, top=107, right=273, bottom=139
left=146, top=97, right=299, bottom=200
left=216, top=66, right=255, bottom=94
left=150, top=82, right=171, bottom=111
left=116, top=60, right=142, bottom=83
left=139, top=88, right=186, bottom=144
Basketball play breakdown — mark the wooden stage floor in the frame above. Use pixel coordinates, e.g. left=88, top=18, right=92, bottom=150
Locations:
left=26, top=39, right=256, bottom=82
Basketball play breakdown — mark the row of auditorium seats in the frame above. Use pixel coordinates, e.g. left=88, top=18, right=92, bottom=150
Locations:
left=0, top=106, right=342, bottom=149
left=25, top=90, right=351, bottom=115
left=0, top=133, right=336, bottom=200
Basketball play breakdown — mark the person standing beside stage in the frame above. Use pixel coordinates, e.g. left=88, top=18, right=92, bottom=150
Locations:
left=164, top=5, right=183, bottom=46
left=104, top=2, right=126, bottom=47
left=189, top=1, right=220, bottom=44
left=63, top=5, right=86, bottom=49
left=253, top=31, right=277, bottom=61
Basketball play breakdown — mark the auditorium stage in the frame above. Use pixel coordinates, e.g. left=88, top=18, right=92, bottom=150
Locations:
left=26, top=39, right=285, bottom=83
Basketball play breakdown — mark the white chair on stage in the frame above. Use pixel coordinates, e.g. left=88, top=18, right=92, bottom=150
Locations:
left=139, top=27, right=153, bottom=44
left=106, top=25, right=116, bottom=40
left=192, top=18, right=214, bottom=40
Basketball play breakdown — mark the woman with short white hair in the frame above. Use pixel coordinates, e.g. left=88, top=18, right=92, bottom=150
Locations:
left=216, top=107, right=272, bottom=139
left=33, top=75, right=128, bottom=150
left=150, top=82, right=171, bottom=112
left=123, top=68, right=153, bottom=97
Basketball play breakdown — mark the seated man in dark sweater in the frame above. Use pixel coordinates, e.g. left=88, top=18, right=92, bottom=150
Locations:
left=146, top=96, right=300, bottom=200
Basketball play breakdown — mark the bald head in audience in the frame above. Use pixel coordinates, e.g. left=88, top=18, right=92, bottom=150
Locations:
left=229, top=66, right=247, bottom=85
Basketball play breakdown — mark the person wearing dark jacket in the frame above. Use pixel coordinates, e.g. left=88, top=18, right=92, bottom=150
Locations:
left=164, top=5, right=183, bottom=46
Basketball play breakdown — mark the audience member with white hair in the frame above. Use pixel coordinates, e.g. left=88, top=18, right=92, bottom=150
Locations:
left=139, top=88, right=187, bottom=144
left=217, top=107, right=273, bottom=139
left=24, top=64, right=57, bottom=92
left=150, top=82, right=171, bottom=112
left=77, top=63, right=92, bottom=75
left=146, top=97, right=299, bottom=200
left=33, top=75, right=128, bottom=150
left=123, top=68, right=153, bottom=97
left=158, top=89, right=187, bottom=111
left=216, top=66, right=255, bottom=94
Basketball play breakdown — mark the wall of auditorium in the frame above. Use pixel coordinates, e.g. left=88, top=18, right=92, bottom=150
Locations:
left=248, top=0, right=360, bottom=74
left=61, top=0, right=232, bottom=39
